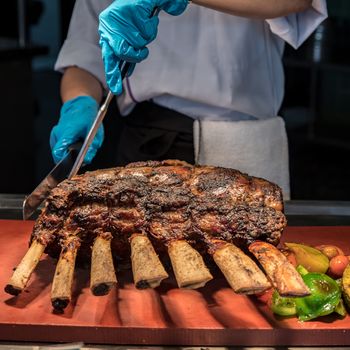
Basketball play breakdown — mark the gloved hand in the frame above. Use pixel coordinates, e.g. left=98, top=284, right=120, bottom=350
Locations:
left=99, top=0, right=188, bottom=95
left=50, top=95, right=104, bottom=165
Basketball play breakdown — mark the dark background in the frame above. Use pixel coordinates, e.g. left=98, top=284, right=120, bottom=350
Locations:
left=0, top=0, right=349, bottom=200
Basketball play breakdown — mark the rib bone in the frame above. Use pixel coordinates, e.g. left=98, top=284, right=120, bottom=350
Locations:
left=249, top=241, right=310, bottom=297
left=5, top=240, right=45, bottom=295
left=51, top=237, right=79, bottom=311
left=211, top=240, right=271, bottom=294
left=168, top=240, right=213, bottom=289
left=130, top=234, right=168, bottom=289
left=90, top=233, right=117, bottom=295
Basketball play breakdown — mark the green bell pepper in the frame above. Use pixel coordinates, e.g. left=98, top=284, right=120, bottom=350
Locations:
left=270, top=265, right=343, bottom=321
left=295, top=272, right=341, bottom=321
left=271, top=290, right=297, bottom=316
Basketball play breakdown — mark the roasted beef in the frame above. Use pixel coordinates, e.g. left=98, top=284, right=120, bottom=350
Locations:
left=6, top=160, right=310, bottom=313
left=33, top=159, right=286, bottom=257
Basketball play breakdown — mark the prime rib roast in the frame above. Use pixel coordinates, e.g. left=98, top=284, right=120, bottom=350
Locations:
left=5, top=160, right=309, bottom=312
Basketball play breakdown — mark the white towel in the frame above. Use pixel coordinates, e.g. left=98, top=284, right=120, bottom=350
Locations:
left=193, top=117, right=290, bottom=199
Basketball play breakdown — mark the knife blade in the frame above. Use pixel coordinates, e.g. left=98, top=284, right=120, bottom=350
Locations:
left=22, top=142, right=82, bottom=220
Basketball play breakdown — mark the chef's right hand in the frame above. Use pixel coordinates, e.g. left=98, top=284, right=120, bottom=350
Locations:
left=98, top=0, right=188, bottom=95
left=50, top=96, right=104, bottom=165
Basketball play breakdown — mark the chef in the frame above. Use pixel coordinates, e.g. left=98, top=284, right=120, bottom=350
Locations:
left=51, top=0, right=327, bottom=199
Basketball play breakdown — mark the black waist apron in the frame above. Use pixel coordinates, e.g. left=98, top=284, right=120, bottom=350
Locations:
left=117, top=101, right=195, bottom=165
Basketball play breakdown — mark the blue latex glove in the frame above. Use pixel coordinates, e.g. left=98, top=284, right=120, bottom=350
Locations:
left=50, top=96, right=104, bottom=165
left=99, top=0, right=188, bottom=95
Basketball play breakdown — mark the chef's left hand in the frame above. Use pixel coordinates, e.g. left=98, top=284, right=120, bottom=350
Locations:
left=98, top=0, right=188, bottom=95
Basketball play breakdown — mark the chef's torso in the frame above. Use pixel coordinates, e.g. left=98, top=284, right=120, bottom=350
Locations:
left=121, top=6, right=286, bottom=121
left=57, top=0, right=287, bottom=121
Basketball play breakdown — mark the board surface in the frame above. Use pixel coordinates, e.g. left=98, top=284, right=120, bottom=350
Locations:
left=1, top=220, right=350, bottom=346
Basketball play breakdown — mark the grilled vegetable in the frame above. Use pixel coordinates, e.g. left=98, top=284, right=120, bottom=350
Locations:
left=270, top=265, right=345, bottom=321
left=329, top=255, right=349, bottom=278
left=315, top=244, right=345, bottom=260
left=285, top=242, right=329, bottom=273
left=342, top=264, right=350, bottom=309
left=295, top=266, right=342, bottom=321
left=271, top=290, right=297, bottom=316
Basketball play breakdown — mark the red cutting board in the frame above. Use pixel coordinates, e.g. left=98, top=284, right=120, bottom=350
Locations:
left=1, top=219, right=350, bottom=346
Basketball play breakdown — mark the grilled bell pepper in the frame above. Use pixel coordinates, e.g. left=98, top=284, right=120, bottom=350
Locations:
left=295, top=266, right=341, bottom=321
left=271, top=265, right=343, bottom=321
left=271, top=290, right=297, bottom=316
left=334, top=298, right=347, bottom=317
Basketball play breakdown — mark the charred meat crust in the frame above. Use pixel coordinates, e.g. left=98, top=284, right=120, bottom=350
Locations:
left=32, top=160, right=286, bottom=260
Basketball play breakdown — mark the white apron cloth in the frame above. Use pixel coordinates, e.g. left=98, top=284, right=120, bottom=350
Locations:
left=193, top=117, right=290, bottom=199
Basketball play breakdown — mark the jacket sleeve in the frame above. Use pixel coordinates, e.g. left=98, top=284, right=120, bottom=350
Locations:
left=54, top=0, right=112, bottom=87
left=265, top=0, right=328, bottom=49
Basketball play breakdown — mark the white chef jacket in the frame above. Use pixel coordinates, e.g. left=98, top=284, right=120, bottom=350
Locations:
left=55, top=0, right=327, bottom=198
left=55, top=0, right=327, bottom=120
